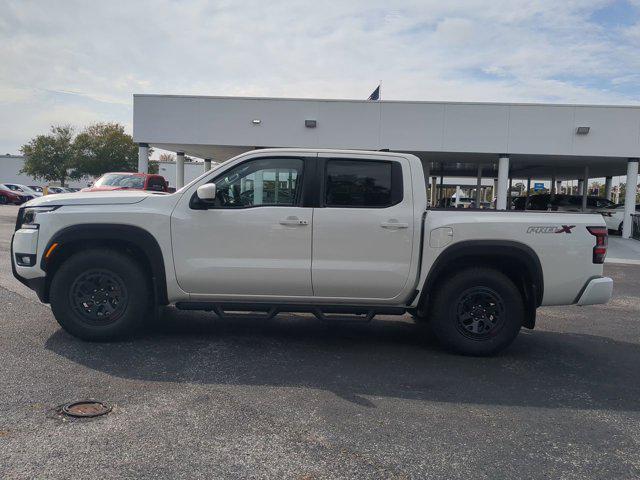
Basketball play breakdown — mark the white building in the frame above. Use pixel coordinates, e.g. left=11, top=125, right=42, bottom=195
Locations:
left=131, top=94, right=637, bottom=239
left=156, top=160, right=210, bottom=187
left=0, top=154, right=90, bottom=188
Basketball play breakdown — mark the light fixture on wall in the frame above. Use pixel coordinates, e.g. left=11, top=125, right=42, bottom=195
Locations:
left=252, top=119, right=261, bottom=125
left=305, top=119, right=317, bottom=128
left=576, top=126, right=590, bottom=135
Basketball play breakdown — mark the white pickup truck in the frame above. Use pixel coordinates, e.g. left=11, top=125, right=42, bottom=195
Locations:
left=12, top=149, right=613, bottom=355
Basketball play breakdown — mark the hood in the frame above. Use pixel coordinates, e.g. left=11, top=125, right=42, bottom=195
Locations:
left=81, top=186, right=130, bottom=192
left=23, top=190, right=166, bottom=207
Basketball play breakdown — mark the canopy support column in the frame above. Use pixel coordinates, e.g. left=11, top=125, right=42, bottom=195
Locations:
left=138, top=143, right=149, bottom=174
left=496, top=155, right=509, bottom=210
left=430, top=176, right=437, bottom=207
left=581, top=166, right=589, bottom=212
left=622, top=159, right=639, bottom=239
left=176, top=151, right=185, bottom=189
left=605, top=176, right=613, bottom=201
left=475, top=165, right=483, bottom=207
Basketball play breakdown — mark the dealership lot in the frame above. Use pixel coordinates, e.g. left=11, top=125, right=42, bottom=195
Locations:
left=1, top=205, right=639, bottom=479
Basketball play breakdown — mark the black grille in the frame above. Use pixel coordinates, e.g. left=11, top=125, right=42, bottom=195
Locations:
left=15, top=208, right=24, bottom=231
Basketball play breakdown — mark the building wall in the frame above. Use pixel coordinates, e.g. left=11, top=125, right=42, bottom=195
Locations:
left=0, top=155, right=90, bottom=188
left=156, top=161, right=210, bottom=188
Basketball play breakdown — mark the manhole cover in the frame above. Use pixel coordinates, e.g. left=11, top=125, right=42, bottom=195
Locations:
left=61, top=400, right=112, bottom=418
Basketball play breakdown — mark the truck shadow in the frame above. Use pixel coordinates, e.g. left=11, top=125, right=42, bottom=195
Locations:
left=45, top=307, right=640, bottom=411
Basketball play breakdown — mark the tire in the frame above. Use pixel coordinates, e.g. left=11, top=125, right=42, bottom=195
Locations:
left=0, top=195, right=7, bottom=205
left=429, top=268, right=523, bottom=356
left=618, top=222, right=623, bottom=236
left=409, top=310, right=428, bottom=323
left=49, top=249, right=152, bottom=341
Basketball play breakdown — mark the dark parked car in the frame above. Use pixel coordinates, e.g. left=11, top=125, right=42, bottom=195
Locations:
left=511, top=194, right=615, bottom=212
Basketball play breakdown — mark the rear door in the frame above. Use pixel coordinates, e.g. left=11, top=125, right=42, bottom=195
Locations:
left=311, top=154, right=414, bottom=300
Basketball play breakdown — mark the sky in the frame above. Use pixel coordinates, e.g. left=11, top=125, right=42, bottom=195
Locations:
left=1, top=0, right=639, bottom=156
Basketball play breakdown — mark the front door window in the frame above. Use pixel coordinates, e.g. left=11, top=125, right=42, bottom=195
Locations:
left=212, top=158, right=303, bottom=208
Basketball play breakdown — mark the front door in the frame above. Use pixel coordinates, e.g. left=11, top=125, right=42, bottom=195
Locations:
left=312, top=155, right=414, bottom=300
left=172, top=155, right=313, bottom=297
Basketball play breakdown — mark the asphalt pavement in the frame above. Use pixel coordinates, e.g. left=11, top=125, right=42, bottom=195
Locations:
left=1, top=204, right=639, bottom=479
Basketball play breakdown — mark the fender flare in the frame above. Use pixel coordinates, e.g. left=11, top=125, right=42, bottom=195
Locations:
left=418, top=239, right=544, bottom=315
left=41, top=223, right=168, bottom=304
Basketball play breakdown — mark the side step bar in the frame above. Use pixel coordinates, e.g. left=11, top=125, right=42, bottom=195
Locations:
left=174, top=302, right=406, bottom=323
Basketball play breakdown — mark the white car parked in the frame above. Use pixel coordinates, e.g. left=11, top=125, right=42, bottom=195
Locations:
left=600, top=203, right=640, bottom=234
left=12, top=148, right=613, bottom=356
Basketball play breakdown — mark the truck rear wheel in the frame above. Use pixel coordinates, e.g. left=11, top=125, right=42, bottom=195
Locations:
left=430, top=268, right=523, bottom=356
left=50, top=249, right=152, bottom=341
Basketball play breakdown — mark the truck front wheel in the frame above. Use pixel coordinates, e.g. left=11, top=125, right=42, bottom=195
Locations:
left=49, top=249, right=152, bottom=341
left=430, top=268, right=523, bottom=356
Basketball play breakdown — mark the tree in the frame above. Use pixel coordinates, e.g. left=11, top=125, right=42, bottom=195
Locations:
left=158, top=153, right=175, bottom=162
left=20, top=125, right=82, bottom=186
left=590, top=181, right=602, bottom=197
left=157, top=152, right=195, bottom=162
left=617, top=182, right=640, bottom=204
left=73, top=123, right=140, bottom=177
left=148, top=161, right=159, bottom=174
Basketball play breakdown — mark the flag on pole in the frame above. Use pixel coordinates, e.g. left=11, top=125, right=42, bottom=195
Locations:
left=367, top=84, right=380, bottom=101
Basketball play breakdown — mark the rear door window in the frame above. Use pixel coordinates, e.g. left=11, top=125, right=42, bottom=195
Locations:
left=324, top=159, right=401, bottom=208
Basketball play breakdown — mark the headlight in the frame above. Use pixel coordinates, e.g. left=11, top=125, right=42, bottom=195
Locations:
left=17, top=206, right=59, bottom=230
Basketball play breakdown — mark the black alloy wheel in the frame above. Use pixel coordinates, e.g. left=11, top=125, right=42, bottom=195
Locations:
left=69, top=269, right=129, bottom=325
left=454, top=287, right=505, bottom=340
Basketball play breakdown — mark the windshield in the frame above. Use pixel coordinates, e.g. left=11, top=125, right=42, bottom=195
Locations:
left=13, top=184, right=37, bottom=195
left=94, top=173, right=145, bottom=189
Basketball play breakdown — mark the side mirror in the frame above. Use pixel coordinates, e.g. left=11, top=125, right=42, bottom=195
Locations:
left=196, top=183, right=217, bottom=202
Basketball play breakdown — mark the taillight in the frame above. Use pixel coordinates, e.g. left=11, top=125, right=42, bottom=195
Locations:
left=587, top=226, right=608, bottom=264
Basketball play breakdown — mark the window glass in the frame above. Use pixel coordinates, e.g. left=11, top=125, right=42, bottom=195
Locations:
left=212, top=157, right=303, bottom=207
left=325, top=160, right=393, bottom=207
left=94, top=173, right=145, bottom=189
left=147, top=177, right=166, bottom=191
left=528, top=195, right=550, bottom=210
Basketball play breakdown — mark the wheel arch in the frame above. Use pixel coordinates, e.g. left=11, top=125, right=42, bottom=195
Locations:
left=417, top=240, right=543, bottom=329
left=40, top=224, right=168, bottom=305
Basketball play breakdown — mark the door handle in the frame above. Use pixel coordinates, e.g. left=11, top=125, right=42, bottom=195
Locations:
left=380, top=221, right=409, bottom=229
left=279, top=217, right=309, bottom=226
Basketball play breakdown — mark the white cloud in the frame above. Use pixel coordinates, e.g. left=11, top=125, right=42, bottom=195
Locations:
left=0, top=0, right=638, bottom=152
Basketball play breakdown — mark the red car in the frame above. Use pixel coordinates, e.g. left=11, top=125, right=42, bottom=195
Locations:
left=0, top=184, right=30, bottom=204
left=82, top=173, right=168, bottom=193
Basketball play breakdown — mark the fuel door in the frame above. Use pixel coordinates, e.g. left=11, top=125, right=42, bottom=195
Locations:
left=429, top=227, right=454, bottom=248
